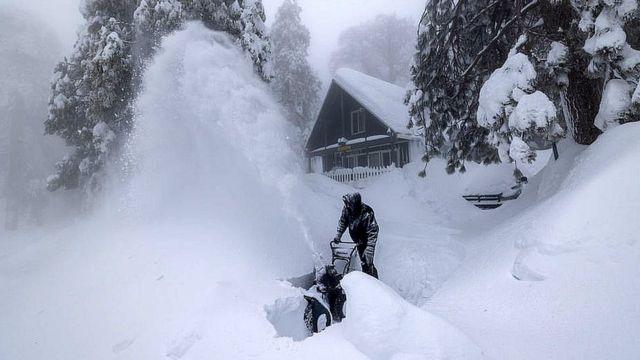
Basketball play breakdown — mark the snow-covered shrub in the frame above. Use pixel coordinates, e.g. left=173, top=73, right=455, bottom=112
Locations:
left=477, top=38, right=564, bottom=175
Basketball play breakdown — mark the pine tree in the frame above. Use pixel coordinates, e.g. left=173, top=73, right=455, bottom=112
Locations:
left=45, top=0, right=273, bottom=193
left=406, top=0, right=621, bottom=178
left=182, top=0, right=272, bottom=80
left=270, top=0, right=321, bottom=131
left=133, top=0, right=185, bottom=63
left=229, top=0, right=273, bottom=81
left=45, top=0, right=136, bottom=192
left=406, top=0, right=517, bottom=175
left=575, top=0, right=640, bottom=130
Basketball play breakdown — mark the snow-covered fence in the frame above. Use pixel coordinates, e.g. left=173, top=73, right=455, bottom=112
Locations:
left=325, top=166, right=394, bottom=183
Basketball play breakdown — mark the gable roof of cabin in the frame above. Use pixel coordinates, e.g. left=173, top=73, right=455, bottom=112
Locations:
left=333, top=68, right=411, bottom=134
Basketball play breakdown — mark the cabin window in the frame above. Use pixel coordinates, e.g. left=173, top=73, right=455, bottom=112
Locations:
left=334, top=153, right=343, bottom=169
left=346, top=154, right=357, bottom=168
left=351, top=109, right=366, bottom=135
left=357, top=154, right=368, bottom=167
left=368, top=149, right=392, bottom=168
left=382, top=151, right=392, bottom=167
left=368, top=152, right=380, bottom=168
left=323, top=154, right=336, bottom=172
left=398, top=143, right=410, bottom=166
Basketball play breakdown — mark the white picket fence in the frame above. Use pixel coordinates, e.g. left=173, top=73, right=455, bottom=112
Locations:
left=325, top=165, right=395, bottom=183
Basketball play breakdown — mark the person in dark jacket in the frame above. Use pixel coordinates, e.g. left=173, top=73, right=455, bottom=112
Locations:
left=333, top=193, right=379, bottom=278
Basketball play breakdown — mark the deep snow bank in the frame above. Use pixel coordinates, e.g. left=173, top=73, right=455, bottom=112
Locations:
left=339, top=272, right=486, bottom=360
left=426, top=123, right=640, bottom=360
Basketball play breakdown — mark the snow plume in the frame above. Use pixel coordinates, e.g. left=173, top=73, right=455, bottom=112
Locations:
left=121, top=22, right=312, bottom=274
left=1, top=23, right=319, bottom=360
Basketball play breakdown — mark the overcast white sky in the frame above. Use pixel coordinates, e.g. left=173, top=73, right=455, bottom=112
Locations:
left=1, top=0, right=425, bottom=84
left=262, top=0, right=425, bottom=84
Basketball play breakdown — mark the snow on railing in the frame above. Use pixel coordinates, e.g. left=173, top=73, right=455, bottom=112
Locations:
left=325, top=165, right=394, bottom=183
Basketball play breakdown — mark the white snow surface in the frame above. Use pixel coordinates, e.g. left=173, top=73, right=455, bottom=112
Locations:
left=426, top=124, right=640, bottom=359
left=583, top=9, right=627, bottom=55
left=594, top=78, right=632, bottom=131
left=334, top=68, right=412, bottom=134
left=477, top=53, right=536, bottom=127
left=546, top=41, right=568, bottom=66
left=338, top=272, right=485, bottom=359
left=3, top=21, right=640, bottom=360
left=508, top=90, right=557, bottom=132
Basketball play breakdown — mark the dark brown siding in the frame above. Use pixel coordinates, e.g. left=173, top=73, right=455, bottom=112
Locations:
left=306, top=81, right=394, bottom=152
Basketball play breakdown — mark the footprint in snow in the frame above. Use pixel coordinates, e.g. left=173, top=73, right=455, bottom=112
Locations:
left=166, top=332, right=202, bottom=359
left=112, top=338, right=135, bottom=354
left=511, top=250, right=545, bottom=282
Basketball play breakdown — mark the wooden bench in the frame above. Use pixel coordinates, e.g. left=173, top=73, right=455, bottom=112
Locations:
left=463, top=189, right=521, bottom=210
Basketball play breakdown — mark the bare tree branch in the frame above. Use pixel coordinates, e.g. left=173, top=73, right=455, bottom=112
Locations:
left=461, top=0, right=539, bottom=78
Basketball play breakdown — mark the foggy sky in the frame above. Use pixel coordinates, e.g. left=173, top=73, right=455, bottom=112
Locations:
left=0, top=0, right=82, bottom=51
left=262, top=0, right=425, bottom=85
left=0, top=0, right=425, bottom=84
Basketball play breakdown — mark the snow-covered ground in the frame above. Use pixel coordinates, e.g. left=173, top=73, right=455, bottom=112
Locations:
left=425, top=124, right=640, bottom=360
left=2, top=22, right=640, bottom=360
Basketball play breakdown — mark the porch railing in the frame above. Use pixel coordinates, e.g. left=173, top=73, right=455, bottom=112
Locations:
left=325, top=165, right=394, bottom=183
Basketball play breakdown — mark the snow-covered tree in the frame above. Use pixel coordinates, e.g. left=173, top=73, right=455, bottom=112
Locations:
left=576, top=0, right=640, bottom=130
left=133, top=0, right=185, bottom=63
left=330, top=14, right=415, bottom=86
left=477, top=37, right=564, bottom=176
left=406, top=0, right=516, bottom=175
left=270, top=0, right=320, bottom=131
left=45, top=0, right=136, bottom=193
left=229, top=0, right=273, bottom=81
left=45, top=0, right=273, bottom=193
left=406, top=0, right=629, bottom=177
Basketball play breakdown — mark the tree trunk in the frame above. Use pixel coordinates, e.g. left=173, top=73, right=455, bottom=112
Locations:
left=566, top=70, right=602, bottom=145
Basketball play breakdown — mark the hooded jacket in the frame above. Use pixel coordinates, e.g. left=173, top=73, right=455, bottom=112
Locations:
left=335, top=193, right=379, bottom=247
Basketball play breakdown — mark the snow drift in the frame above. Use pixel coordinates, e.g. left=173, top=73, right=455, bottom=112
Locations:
left=427, top=123, right=640, bottom=360
left=339, top=272, right=485, bottom=359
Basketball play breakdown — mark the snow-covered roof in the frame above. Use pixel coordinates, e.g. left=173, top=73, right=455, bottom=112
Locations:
left=334, top=68, right=411, bottom=134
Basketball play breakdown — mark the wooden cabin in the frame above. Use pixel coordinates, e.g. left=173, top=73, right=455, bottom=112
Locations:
left=306, top=68, right=422, bottom=175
